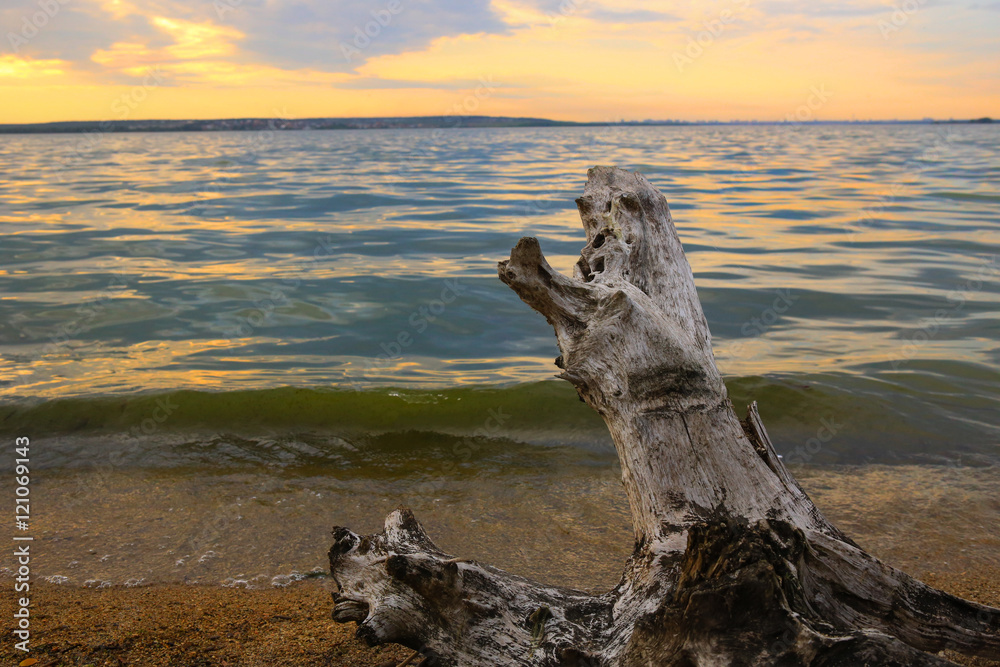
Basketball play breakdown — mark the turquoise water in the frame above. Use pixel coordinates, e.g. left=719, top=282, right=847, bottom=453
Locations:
left=1, top=124, right=999, bottom=465
left=2, top=124, right=999, bottom=588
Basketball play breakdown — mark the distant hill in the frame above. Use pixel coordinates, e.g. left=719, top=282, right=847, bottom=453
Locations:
left=0, top=116, right=602, bottom=134
left=0, top=115, right=992, bottom=135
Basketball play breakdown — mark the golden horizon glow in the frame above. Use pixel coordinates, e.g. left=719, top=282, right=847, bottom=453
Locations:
left=0, top=0, right=997, bottom=124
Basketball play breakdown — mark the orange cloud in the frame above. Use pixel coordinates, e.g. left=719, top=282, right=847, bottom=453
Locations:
left=97, top=0, right=139, bottom=20
left=90, top=14, right=252, bottom=83
left=163, top=60, right=352, bottom=87
left=151, top=17, right=243, bottom=60
left=91, top=15, right=243, bottom=72
left=0, top=55, right=68, bottom=80
left=92, top=41, right=161, bottom=68
left=3, top=0, right=997, bottom=123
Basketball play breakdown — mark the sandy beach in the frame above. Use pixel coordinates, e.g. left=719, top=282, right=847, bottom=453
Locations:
left=0, top=570, right=997, bottom=667
left=1, top=580, right=414, bottom=667
left=2, top=464, right=998, bottom=666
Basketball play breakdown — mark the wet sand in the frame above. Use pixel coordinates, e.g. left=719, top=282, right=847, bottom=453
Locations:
left=2, top=464, right=998, bottom=666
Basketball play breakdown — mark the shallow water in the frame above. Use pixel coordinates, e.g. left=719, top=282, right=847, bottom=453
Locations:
left=1, top=124, right=998, bottom=586
left=8, top=464, right=998, bottom=590
left=2, top=124, right=998, bottom=463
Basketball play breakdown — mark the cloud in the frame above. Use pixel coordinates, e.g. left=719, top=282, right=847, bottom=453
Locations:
left=90, top=17, right=243, bottom=68
left=583, top=8, right=681, bottom=22
left=91, top=41, right=159, bottom=68
left=1, top=2, right=151, bottom=63
left=2, top=0, right=997, bottom=123
left=222, top=0, right=510, bottom=72
left=150, top=16, right=242, bottom=59
left=158, top=59, right=351, bottom=86
left=84, top=12, right=246, bottom=83
left=334, top=75, right=508, bottom=90
left=4, top=0, right=511, bottom=85
left=752, top=0, right=888, bottom=18
left=495, top=0, right=680, bottom=26
left=0, top=54, right=67, bottom=79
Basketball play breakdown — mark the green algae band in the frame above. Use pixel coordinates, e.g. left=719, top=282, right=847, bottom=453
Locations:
left=2, top=374, right=997, bottom=469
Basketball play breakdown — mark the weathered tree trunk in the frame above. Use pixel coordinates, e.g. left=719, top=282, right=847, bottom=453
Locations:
left=329, top=166, right=1000, bottom=666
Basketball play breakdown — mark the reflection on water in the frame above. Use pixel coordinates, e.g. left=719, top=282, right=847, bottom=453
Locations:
left=1, top=126, right=997, bottom=589
left=0, top=125, right=998, bottom=459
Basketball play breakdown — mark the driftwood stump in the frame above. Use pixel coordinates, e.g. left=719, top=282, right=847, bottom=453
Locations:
left=329, top=166, right=1000, bottom=666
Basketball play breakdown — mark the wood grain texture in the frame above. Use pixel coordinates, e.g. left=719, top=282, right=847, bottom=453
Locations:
left=330, top=166, right=999, bottom=666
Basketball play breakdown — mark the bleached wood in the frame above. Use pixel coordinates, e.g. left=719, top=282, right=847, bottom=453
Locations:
left=329, top=166, right=999, bottom=666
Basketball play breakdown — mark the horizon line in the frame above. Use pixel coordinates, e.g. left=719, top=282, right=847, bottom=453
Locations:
left=0, top=114, right=994, bottom=135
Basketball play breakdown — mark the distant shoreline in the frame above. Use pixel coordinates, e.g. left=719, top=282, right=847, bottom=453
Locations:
left=0, top=115, right=993, bottom=135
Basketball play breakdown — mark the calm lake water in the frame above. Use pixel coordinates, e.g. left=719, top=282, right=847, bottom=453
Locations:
left=0, top=124, right=998, bottom=587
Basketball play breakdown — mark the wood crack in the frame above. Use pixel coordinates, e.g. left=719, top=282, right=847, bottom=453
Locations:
left=329, top=166, right=1000, bottom=666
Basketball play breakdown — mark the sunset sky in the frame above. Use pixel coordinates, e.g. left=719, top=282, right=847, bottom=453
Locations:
left=1, top=0, right=997, bottom=124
